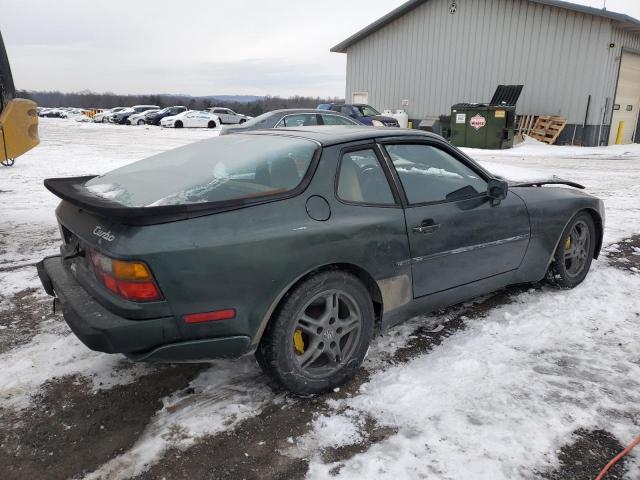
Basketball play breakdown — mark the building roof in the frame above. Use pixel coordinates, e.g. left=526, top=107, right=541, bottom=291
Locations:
left=331, top=0, right=640, bottom=53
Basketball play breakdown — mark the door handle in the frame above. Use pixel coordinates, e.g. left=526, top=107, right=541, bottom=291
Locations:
left=412, top=220, right=440, bottom=234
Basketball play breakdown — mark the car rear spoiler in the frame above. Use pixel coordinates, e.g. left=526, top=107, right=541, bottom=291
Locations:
left=44, top=175, right=293, bottom=226
left=508, top=178, right=585, bottom=189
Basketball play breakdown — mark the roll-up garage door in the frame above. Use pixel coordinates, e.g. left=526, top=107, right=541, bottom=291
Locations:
left=609, top=51, right=640, bottom=145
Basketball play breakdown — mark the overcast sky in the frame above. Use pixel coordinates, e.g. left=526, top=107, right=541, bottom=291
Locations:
left=3, top=0, right=640, bottom=98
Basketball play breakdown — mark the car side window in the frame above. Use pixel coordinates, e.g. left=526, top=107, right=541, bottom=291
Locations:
left=277, top=114, right=319, bottom=128
left=340, top=106, right=353, bottom=116
left=337, top=149, right=395, bottom=205
left=322, top=114, right=357, bottom=126
left=386, top=144, right=488, bottom=204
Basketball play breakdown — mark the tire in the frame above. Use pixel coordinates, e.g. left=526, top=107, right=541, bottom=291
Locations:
left=207, top=120, right=217, bottom=129
left=257, top=270, right=374, bottom=395
left=547, top=212, right=596, bottom=289
left=137, top=119, right=145, bottom=125
left=239, top=119, right=247, bottom=124
left=175, top=120, right=183, bottom=128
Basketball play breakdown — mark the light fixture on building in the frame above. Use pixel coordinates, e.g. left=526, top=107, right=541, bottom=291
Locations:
left=449, top=1, right=457, bottom=14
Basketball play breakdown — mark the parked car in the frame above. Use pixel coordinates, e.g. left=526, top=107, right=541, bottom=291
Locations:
left=37, top=127, right=604, bottom=395
left=39, top=108, right=68, bottom=118
left=318, top=103, right=399, bottom=127
left=93, top=107, right=126, bottom=123
left=219, top=108, right=362, bottom=135
left=127, top=109, right=159, bottom=125
left=144, top=106, right=187, bottom=126
left=110, top=105, right=160, bottom=125
left=206, top=107, right=250, bottom=124
left=160, top=110, right=219, bottom=128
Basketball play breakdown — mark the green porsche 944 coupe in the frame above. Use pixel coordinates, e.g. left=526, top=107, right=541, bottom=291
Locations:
left=38, top=126, right=604, bottom=394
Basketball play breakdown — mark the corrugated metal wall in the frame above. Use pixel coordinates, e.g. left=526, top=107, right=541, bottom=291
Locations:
left=344, top=0, right=640, bottom=125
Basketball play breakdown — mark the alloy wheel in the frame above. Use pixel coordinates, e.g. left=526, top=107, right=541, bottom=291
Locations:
left=292, top=290, right=362, bottom=379
left=563, top=220, right=590, bottom=277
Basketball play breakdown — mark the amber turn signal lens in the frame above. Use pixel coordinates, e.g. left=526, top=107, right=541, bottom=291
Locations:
left=112, top=260, right=153, bottom=281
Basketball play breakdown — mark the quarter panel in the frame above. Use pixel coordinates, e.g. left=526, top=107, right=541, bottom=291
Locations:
left=93, top=144, right=410, bottom=346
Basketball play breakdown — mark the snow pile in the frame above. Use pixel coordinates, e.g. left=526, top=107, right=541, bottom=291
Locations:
left=84, top=358, right=274, bottom=480
left=304, top=264, right=640, bottom=479
left=288, top=411, right=365, bottom=459
left=464, top=135, right=640, bottom=159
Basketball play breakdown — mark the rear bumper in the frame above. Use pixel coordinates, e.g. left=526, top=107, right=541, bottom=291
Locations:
left=36, top=256, right=250, bottom=360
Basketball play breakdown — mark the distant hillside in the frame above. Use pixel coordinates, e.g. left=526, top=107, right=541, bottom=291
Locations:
left=203, top=95, right=263, bottom=103
left=160, top=93, right=263, bottom=103
left=19, top=90, right=342, bottom=117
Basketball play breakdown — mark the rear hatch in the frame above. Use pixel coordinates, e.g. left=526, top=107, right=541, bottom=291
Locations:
left=53, top=200, right=171, bottom=320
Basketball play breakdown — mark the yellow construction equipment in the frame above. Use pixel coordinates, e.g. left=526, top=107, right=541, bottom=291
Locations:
left=1, top=30, right=39, bottom=166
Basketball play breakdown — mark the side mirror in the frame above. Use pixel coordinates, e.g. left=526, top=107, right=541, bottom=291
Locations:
left=487, top=178, right=508, bottom=202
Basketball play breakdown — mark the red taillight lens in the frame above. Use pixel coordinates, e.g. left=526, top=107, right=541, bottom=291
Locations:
left=116, top=280, right=161, bottom=301
left=102, top=272, right=119, bottom=294
left=90, top=250, right=162, bottom=302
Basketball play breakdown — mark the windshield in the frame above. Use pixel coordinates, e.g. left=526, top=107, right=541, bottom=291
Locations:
left=356, top=105, right=380, bottom=116
left=84, top=135, right=318, bottom=207
left=237, top=111, right=274, bottom=128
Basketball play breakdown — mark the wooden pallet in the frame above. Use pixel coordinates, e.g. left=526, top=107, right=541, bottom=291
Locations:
left=529, top=115, right=567, bottom=144
left=516, top=114, right=537, bottom=136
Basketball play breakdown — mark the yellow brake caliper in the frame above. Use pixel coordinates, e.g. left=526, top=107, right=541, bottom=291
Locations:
left=565, top=236, right=572, bottom=250
left=293, top=329, right=305, bottom=355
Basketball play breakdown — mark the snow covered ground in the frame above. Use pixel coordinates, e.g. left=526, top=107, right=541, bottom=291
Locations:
left=1, top=119, right=639, bottom=479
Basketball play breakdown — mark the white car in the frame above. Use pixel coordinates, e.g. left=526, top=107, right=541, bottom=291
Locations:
left=160, top=110, right=220, bottom=129
left=207, top=107, right=249, bottom=125
left=127, top=109, right=159, bottom=125
left=93, top=107, right=126, bottom=123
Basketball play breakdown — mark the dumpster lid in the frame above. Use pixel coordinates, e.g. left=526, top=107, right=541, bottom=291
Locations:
left=489, top=85, right=523, bottom=106
left=451, top=103, right=489, bottom=109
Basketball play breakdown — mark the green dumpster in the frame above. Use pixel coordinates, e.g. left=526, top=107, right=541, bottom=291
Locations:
left=450, top=104, right=516, bottom=149
left=449, top=84, right=523, bottom=149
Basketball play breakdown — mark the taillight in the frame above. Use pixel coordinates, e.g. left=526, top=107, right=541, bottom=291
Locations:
left=89, top=250, right=162, bottom=302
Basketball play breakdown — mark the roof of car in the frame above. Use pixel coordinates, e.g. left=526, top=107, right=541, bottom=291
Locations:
left=239, top=125, right=437, bottom=146
left=266, top=108, right=351, bottom=115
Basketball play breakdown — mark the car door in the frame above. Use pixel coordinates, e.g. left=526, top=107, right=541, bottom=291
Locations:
left=183, top=112, right=198, bottom=127
left=197, top=112, right=212, bottom=127
left=212, top=108, right=230, bottom=124
left=225, top=109, right=240, bottom=124
left=380, top=140, right=530, bottom=298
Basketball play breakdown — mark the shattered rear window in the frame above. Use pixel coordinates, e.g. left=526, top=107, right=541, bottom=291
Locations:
left=84, top=135, right=317, bottom=207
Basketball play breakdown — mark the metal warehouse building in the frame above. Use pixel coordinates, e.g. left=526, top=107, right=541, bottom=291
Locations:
left=332, top=0, right=640, bottom=146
